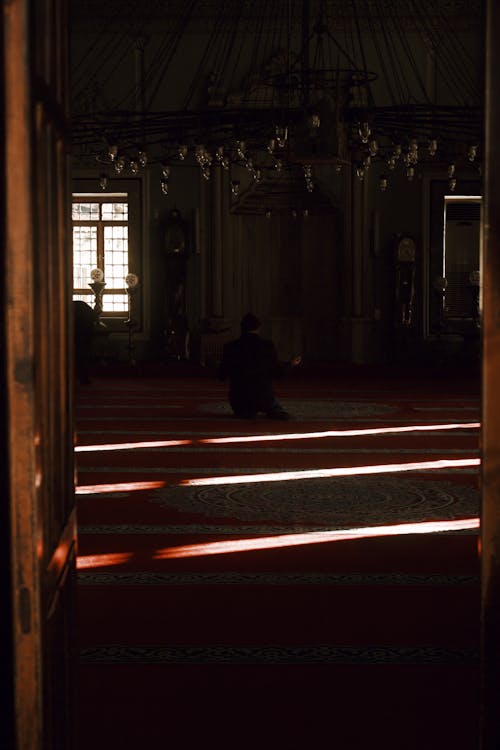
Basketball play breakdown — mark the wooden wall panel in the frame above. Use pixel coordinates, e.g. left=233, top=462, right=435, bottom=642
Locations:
left=481, top=3, right=500, bottom=748
left=3, top=1, right=76, bottom=748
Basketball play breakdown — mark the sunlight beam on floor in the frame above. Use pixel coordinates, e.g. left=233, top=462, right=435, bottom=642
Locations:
left=73, top=422, right=480, bottom=453
left=76, top=480, right=166, bottom=494
left=75, top=439, right=191, bottom=452
left=152, top=517, right=480, bottom=559
left=199, top=422, right=480, bottom=445
left=77, top=552, right=133, bottom=569
left=181, top=457, right=480, bottom=487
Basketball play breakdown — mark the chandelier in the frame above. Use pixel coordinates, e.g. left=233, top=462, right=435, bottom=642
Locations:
left=71, top=0, right=483, bottom=210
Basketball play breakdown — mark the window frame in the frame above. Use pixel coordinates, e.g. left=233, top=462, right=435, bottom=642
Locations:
left=426, top=178, right=482, bottom=338
left=72, top=177, right=143, bottom=333
left=72, top=192, right=130, bottom=317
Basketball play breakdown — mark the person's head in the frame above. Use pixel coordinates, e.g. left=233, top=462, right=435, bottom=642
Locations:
left=240, top=312, right=261, bottom=334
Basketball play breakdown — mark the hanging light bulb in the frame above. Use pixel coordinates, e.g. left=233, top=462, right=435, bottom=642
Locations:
left=108, top=144, right=118, bottom=161
left=267, top=138, right=276, bottom=154
left=236, top=140, right=246, bottom=159
left=161, top=178, right=169, bottom=195
left=274, top=159, right=283, bottom=172
left=387, top=156, right=397, bottom=170
left=221, top=156, right=230, bottom=170
left=231, top=179, right=240, bottom=197
left=161, top=164, right=170, bottom=179
left=406, top=166, right=415, bottom=181
left=467, top=144, right=478, bottom=162
left=304, top=164, right=313, bottom=186
left=363, top=154, right=371, bottom=169
left=393, top=144, right=402, bottom=159
left=304, top=165, right=314, bottom=190
left=129, top=160, right=139, bottom=175
left=215, top=145, right=224, bottom=162
left=275, top=125, right=288, bottom=148
left=379, top=175, right=388, bottom=192
left=245, top=157, right=254, bottom=172
left=369, top=138, right=379, bottom=157
left=265, top=209, right=272, bottom=220
left=195, top=144, right=206, bottom=164
left=448, top=163, right=456, bottom=178
left=194, top=147, right=211, bottom=174
left=335, top=163, right=342, bottom=174
left=178, top=145, right=188, bottom=160
left=303, top=208, right=310, bottom=218
left=253, top=168, right=262, bottom=183
left=138, top=150, right=147, bottom=168
left=356, top=164, right=365, bottom=181
left=408, top=139, right=419, bottom=164
left=114, top=155, right=125, bottom=174
left=449, top=177, right=457, bottom=192
left=428, top=138, right=438, bottom=156
left=99, top=173, right=108, bottom=190
left=358, top=122, right=371, bottom=143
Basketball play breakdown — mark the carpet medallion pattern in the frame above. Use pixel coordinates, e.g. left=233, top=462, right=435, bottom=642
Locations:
left=76, top=374, right=481, bottom=749
left=152, top=476, right=479, bottom=525
left=199, top=399, right=397, bottom=418
left=77, top=522, right=475, bottom=535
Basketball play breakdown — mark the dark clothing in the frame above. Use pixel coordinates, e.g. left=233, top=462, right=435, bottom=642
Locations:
left=217, top=332, right=286, bottom=417
left=73, top=301, right=96, bottom=384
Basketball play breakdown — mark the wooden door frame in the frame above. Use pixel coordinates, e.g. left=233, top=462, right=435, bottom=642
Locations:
left=2, top=1, right=76, bottom=748
left=481, top=2, right=500, bottom=747
left=3, top=1, right=43, bottom=746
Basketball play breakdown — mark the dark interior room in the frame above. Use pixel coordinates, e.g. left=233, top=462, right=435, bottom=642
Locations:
left=2, top=1, right=500, bottom=748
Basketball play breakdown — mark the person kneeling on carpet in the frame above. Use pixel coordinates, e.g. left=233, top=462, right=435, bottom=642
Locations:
left=217, top=312, right=301, bottom=420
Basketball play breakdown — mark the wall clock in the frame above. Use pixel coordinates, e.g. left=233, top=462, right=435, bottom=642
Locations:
left=396, top=236, right=416, bottom=262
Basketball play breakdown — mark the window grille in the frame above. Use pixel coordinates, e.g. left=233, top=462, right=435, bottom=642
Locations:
left=72, top=194, right=129, bottom=314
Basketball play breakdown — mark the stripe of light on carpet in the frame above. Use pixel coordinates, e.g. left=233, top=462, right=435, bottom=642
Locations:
left=75, top=439, right=190, bottom=452
left=75, top=518, right=480, bottom=568
left=181, top=457, right=480, bottom=486
left=200, top=422, right=480, bottom=444
left=75, top=422, right=479, bottom=452
left=77, top=552, right=133, bottom=568
left=76, top=480, right=166, bottom=494
left=75, top=458, right=480, bottom=494
left=152, top=518, right=480, bottom=559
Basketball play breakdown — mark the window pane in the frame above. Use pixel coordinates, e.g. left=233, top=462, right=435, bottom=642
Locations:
left=104, top=225, right=129, bottom=285
left=73, top=293, right=95, bottom=306
left=106, top=266, right=128, bottom=286
left=102, top=202, right=128, bottom=221
left=73, top=226, right=97, bottom=287
left=444, top=200, right=481, bottom=318
left=72, top=203, right=100, bottom=221
left=102, top=293, right=128, bottom=312
left=72, top=194, right=131, bottom=318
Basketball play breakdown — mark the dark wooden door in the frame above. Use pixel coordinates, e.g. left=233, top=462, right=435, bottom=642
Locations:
left=1, top=1, right=76, bottom=748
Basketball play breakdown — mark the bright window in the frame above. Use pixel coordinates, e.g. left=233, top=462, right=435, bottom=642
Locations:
left=443, top=196, right=481, bottom=319
left=72, top=194, right=129, bottom=314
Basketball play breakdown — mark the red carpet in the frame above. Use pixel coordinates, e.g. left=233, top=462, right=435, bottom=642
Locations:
left=75, top=369, right=480, bottom=749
